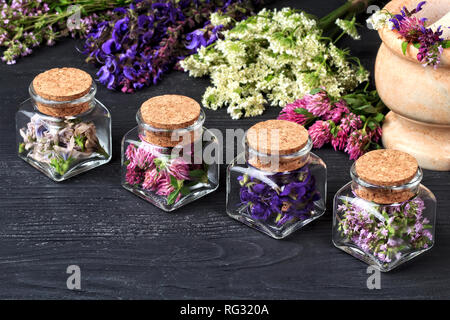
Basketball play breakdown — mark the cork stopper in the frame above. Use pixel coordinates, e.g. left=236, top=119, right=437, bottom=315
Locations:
left=353, top=149, right=419, bottom=204
left=141, top=95, right=201, bottom=130
left=246, top=120, right=310, bottom=172
left=247, top=120, right=308, bottom=155
left=140, top=95, right=202, bottom=147
left=32, top=68, right=93, bottom=117
left=355, top=149, right=418, bottom=186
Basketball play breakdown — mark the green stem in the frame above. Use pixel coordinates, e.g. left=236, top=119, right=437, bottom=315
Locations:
left=21, top=0, right=131, bottom=31
left=319, top=0, right=374, bottom=31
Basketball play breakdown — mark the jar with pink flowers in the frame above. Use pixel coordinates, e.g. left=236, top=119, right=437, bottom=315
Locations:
left=121, top=95, right=219, bottom=211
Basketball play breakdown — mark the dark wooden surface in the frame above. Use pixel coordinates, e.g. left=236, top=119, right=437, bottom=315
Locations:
left=0, top=0, right=449, bottom=300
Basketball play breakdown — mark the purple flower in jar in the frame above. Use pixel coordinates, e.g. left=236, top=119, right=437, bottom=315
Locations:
left=238, top=165, right=320, bottom=224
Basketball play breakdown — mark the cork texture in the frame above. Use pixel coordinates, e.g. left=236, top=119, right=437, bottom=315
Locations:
left=355, top=149, right=418, bottom=186
left=248, top=154, right=309, bottom=173
left=354, top=185, right=416, bottom=205
left=143, top=130, right=200, bottom=148
left=36, top=102, right=91, bottom=117
left=32, top=68, right=93, bottom=117
left=140, top=95, right=201, bottom=130
left=247, top=120, right=308, bottom=156
left=33, top=68, right=92, bottom=101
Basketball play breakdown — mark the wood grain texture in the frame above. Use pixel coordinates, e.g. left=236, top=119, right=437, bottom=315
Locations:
left=0, top=0, right=449, bottom=299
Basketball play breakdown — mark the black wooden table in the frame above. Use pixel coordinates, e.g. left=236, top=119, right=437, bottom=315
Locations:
left=1, top=0, right=449, bottom=299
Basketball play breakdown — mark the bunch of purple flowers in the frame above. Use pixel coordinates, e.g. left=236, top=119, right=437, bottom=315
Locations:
left=238, top=165, right=321, bottom=226
left=0, top=0, right=122, bottom=65
left=278, top=88, right=385, bottom=160
left=390, top=1, right=450, bottom=68
left=336, top=197, right=433, bottom=265
left=83, top=0, right=266, bottom=93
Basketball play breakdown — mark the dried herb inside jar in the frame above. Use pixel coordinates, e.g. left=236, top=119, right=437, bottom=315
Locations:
left=19, top=114, right=108, bottom=175
left=238, top=165, right=321, bottom=225
left=336, top=197, right=433, bottom=263
left=124, top=137, right=209, bottom=205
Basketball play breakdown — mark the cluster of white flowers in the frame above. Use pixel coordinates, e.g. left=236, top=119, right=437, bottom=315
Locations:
left=366, top=10, right=394, bottom=31
left=210, top=12, right=232, bottom=28
left=335, top=17, right=361, bottom=40
left=181, top=8, right=369, bottom=119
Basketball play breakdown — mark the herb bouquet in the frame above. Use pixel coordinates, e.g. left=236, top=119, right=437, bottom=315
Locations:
left=82, top=0, right=269, bottom=93
left=181, top=0, right=376, bottom=119
left=0, top=0, right=131, bottom=64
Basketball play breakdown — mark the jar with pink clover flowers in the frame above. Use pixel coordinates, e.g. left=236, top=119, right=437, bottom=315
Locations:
left=16, top=68, right=112, bottom=182
left=121, top=95, right=219, bottom=211
left=332, top=149, right=436, bottom=272
left=226, top=120, right=327, bottom=239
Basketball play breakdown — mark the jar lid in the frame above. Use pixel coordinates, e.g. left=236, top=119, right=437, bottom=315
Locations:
left=32, top=68, right=92, bottom=102
left=247, top=120, right=309, bottom=155
left=355, top=149, right=418, bottom=186
left=140, top=95, right=201, bottom=130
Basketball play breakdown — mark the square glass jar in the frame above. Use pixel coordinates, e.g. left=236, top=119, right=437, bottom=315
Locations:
left=332, top=160, right=436, bottom=272
left=16, top=81, right=112, bottom=182
left=121, top=107, right=219, bottom=212
left=226, top=128, right=327, bottom=239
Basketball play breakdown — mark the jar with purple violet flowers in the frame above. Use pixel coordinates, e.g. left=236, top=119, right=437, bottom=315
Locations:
left=121, top=95, right=219, bottom=212
left=226, top=120, right=327, bottom=239
left=16, top=68, right=112, bottom=182
left=332, top=149, right=436, bottom=272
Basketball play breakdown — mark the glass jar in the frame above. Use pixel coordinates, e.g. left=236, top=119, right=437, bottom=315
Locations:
left=121, top=95, right=219, bottom=212
left=16, top=68, right=112, bottom=182
left=332, top=149, right=436, bottom=272
left=226, top=120, right=327, bottom=239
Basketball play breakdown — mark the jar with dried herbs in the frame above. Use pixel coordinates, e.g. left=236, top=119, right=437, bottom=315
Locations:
left=121, top=95, right=219, bottom=211
left=16, top=67, right=112, bottom=181
left=226, top=120, right=327, bottom=239
left=332, top=149, right=436, bottom=272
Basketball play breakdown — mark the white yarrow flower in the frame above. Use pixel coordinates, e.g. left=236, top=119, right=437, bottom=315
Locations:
left=367, top=10, right=393, bottom=30
left=210, top=12, right=232, bottom=27
left=336, top=18, right=361, bottom=40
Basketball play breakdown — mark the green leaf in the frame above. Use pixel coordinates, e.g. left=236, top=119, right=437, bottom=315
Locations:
left=355, top=104, right=377, bottom=114
left=373, top=113, right=384, bottom=123
left=18, top=143, right=25, bottom=154
left=206, top=94, right=217, bottom=105
left=294, top=108, right=314, bottom=118
left=74, top=135, right=86, bottom=152
left=388, top=225, right=395, bottom=236
left=401, top=41, right=408, bottom=55
left=167, top=190, right=180, bottom=206
left=367, top=121, right=377, bottom=131
left=330, top=125, right=338, bottom=138
left=169, top=175, right=178, bottom=188
left=442, top=40, right=450, bottom=49
left=96, top=145, right=109, bottom=158
left=309, top=88, right=325, bottom=95
left=413, top=42, right=421, bottom=49
left=189, top=169, right=206, bottom=179
left=50, top=156, right=73, bottom=176
left=180, top=186, right=190, bottom=196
